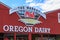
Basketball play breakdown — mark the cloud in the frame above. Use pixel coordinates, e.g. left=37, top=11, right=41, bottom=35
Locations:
left=29, top=3, right=36, bottom=7
left=26, top=0, right=33, bottom=3
left=29, top=3, right=43, bottom=7
left=28, top=0, right=60, bottom=12
left=40, top=0, right=60, bottom=12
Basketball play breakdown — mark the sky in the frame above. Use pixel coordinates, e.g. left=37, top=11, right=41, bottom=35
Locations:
left=0, top=0, right=60, bottom=13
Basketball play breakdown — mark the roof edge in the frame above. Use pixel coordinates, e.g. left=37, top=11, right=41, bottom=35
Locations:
left=44, top=9, right=60, bottom=14
left=0, top=1, right=11, bottom=9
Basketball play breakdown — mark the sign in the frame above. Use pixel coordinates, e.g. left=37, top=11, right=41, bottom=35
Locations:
left=3, top=25, right=50, bottom=33
left=9, top=6, right=46, bottom=26
left=58, top=13, right=60, bottom=23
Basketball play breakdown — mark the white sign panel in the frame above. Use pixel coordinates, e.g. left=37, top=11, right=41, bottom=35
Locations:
left=58, top=13, right=60, bottom=23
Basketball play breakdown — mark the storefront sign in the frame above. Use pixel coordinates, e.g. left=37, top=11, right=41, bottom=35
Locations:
left=3, top=25, right=50, bottom=33
left=9, top=6, right=46, bottom=26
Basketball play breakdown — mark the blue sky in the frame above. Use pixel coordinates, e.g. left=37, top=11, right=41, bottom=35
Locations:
left=0, top=0, right=60, bottom=13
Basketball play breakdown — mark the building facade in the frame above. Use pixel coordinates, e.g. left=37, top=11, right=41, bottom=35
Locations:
left=0, top=2, right=60, bottom=40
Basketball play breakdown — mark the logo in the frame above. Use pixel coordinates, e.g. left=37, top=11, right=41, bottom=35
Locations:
left=9, top=6, right=46, bottom=26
